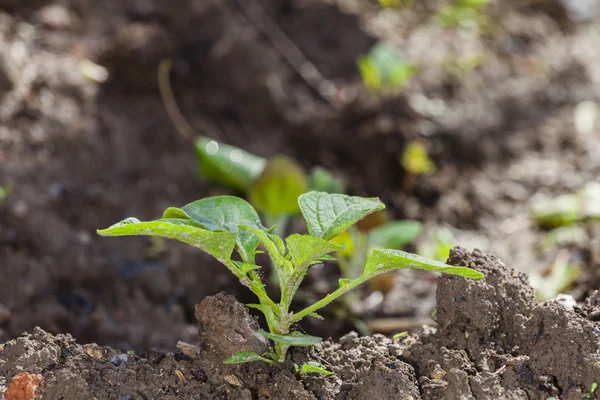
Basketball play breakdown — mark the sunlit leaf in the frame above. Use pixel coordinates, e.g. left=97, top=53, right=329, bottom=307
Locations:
left=365, top=248, right=484, bottom=280
left=248, top=156, right=307, bottom=216
left=97, top=218, right=237, bottom=261
left=194, top=136, right=266, bottom=191
left=258, top=329, right=322, bottom=346
left=223, top=351, right=274, bottom=365
left=298, top=192, right=385, bottom=240
left=163, top=196, right=266, bottom=263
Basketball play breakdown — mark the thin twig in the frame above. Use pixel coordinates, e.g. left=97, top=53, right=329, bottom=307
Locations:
left=367, top=317, right=436, bottom=333
left=157, top=59, right=196, bottom=143
left=234, top=0, right=341, bottom=110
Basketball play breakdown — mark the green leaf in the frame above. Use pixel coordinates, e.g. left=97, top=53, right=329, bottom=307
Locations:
left=223, top=351, right=274, bottom=365
left=298, top=192, right=385, bottom=240
left=296, top=361, right=333, bottom=376
left=97, top=218, right=237, bottom=261
left=248, top=156, right=308, bottom=216
left=258, top=329, right=322, bottom=347
left=367, top=220, right=423, bottom=249
left=163, top=196, right=267, bottom=263
left=194, top=136, right=266, bottom=191
left=308, top=167, right=345, bottom=194
left=286, top=234, right=343, bottom=270
left=365, top=249, right=484, bottom=280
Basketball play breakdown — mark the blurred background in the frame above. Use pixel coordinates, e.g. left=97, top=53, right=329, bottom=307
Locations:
left=0, top=0, right=599, bottom=351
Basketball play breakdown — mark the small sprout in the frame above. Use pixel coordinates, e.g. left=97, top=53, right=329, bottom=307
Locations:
left=401, top=141, right=436, bottom=176
left=0, top=185, right=11, bottom=202
left=435, top=0, right=492, bottom=31
left=392, top=331, right=408, bottom=342
left=79, top=59, right=109, bottom=83
left=98, top=191, right=483, bottom=367
left=358, top=42, right=417, bottom=93
left=582, top=382, right=598, bottom=398
left=378, top=0, right=414, bottom=8
left=531, top=182, right=600, bottom=228
left=295, top=361, right=333, bottom=376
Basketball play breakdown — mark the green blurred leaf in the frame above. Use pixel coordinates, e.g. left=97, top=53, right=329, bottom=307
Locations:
left=308, top=167, right=345, bottom=194
left=367, top=220, right=423, bottom=249
left=401, top=141, right=436, bottom=176
left=298, top=192, right=385, bottom=240
left=286, top=234, right=343, bottom=270
left=163, top=196, right=267, bottom=263
left=258, top=329, right=322, bottom=347
left=0, top=185, right=11, bottom=201
left=296, top=361, right=333, bottom=376
left=194, top=136, right=266, bottom=191
left=223, top=351, right=274, bottom=365
left=97, top=218, right=237, bottom=261
left=365, top=248, right=484, bottom=280
left=248, top=156, right=307, bottom=216
left=358, top=42, right=416, bottom=91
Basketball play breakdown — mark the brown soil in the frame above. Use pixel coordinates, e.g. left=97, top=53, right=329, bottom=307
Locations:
left=2, top=248, right=599, bottom=399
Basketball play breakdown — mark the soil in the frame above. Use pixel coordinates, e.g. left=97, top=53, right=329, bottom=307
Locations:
left=1, top=0, right=600, bottom=397
left=2, top=248, right=600, bottom=399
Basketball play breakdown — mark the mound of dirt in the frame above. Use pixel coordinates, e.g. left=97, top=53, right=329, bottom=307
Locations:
left=2, top=248, right=599, bottom=399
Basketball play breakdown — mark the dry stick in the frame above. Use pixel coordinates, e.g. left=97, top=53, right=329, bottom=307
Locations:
left=157, top=59, right=196, bottom=143
left=234, top=0, right=342, bottom=110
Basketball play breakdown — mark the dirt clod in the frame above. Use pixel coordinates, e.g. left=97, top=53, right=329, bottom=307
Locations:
left=407, top=247, right=600, bottom=399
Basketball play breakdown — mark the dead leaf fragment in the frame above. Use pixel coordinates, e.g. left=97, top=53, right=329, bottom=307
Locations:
left=224, top=374, right=244, bottom=387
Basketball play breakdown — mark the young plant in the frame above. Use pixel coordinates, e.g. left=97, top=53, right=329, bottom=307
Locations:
left=357, top=42, right=417, bottom=93
left=98, top=191, right=484, bottom=368
left=435, top=0, right=492, bottom=32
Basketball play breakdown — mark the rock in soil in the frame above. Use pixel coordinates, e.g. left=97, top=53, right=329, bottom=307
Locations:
left=2, top=248, right=600, bottom=399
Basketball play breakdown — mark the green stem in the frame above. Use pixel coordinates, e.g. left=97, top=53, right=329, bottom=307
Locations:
left=226, top=259, right=280, bottom=314
left=292, top=274, right=370, bottom=323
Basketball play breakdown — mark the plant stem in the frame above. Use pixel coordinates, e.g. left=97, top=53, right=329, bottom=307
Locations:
left=291, top=274, right=370, bottom=323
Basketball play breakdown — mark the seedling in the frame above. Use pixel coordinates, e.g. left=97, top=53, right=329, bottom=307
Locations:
left=0, top=185, right=11, bottom=202
left=98, top=191, right=484, bottom=367
left=378, top=0, right=414, bottom=8
left=435, top=0, right=492, bottom=32
left=582, top=382, right=598, bottom=399
left=358, top=42, right=417, bottom=93
left=400, top=141, right=436, bottom=192
left=530, top=182, right=600, bottom=228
